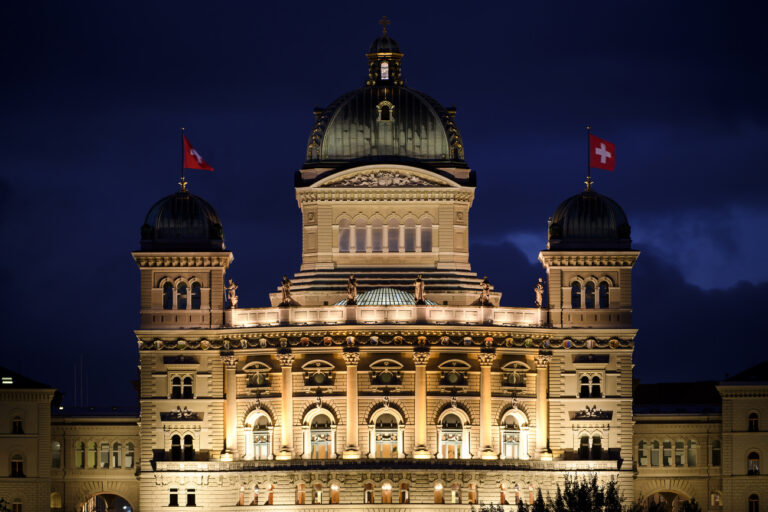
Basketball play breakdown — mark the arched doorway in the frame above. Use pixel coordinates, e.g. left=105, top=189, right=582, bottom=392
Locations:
left=81, top=494, right=133, bottom=512
left=645, top=492, right=688, bottom=512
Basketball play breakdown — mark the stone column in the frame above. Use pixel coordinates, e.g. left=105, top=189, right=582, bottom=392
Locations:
left=477, top=350, right=497, bottom=459
left=412, top=348, right=431, bottom=458
left=535, top=353, right=553, bottom=459
left=276, top=351, right=294, bottom=460
left=342, top=349, right=361, bottom=458
left=222, top=354, right=238, bottom=460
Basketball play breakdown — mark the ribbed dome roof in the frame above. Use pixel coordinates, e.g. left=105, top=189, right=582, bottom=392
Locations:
left=547, top=188, right=631, bottom=250
left=335, top=287, right=437, bottom=306
left=140, top=190, right=225, bottom=251
left=368, top=35, right=401, bottom=54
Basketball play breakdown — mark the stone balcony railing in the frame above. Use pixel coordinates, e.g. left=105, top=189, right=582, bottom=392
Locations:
left=226, top=305, right=546, bottom=329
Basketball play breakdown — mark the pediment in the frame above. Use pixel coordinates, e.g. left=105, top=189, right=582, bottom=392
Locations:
left=315, top=166, right=457, bottom=189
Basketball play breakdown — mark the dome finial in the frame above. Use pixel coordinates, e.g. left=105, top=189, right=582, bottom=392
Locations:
left=378, top=16, right=390, bottom=35
left=584, top=175, right=593, bottom=191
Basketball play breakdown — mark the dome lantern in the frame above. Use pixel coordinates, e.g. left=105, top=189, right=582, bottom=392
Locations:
left=366, top=17, right=404, bottom=87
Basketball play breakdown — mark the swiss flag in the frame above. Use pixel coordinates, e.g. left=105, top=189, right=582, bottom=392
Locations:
left=589, top=134, right=615, bottom=171
left=183, top=135, right=214, bottom=171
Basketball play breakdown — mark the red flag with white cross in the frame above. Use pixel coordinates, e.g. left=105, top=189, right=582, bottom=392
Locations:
left=589, top=134, right=615, bottom=171
left=183, top=135, right=214, bottom=171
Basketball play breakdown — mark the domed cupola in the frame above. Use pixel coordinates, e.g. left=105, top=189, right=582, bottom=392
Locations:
left=140, top=184, right=225, bottom=251
left=301, top=18, right=468, bottom=182
left=547, top=181, right=631, bottom=250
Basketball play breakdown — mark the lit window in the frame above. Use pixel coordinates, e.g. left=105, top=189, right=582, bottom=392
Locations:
left=440, top=413, right=463, bottom=459
left=651, top=441, right=660, bottom=466
left=387, top=219, right=399, bottom=252
left=749, top=412, right=759, bottom=432
left=125, top=442, right=135, bottom=469
left=1, top=376, right=12, bottom=385
left=380, top=61, right=389, bottom=80
left=87, top=442, right=97, bottom=468
left=374, top=413, right=399, bottom=458
left=399, top=483, right=409, bottom=504
left=355, top=219, right=366, bottom=253
left=502, top=416, right=520, bottom=460
left=675, top=440, right=685, bottom=466
left=372, top=218, right=383, bottom=252
left=51, top=441, right=62, bottom=468
left=663, top=441, right=672, bottom=466
left=112, top=443, right=122, bottom=468
left=330, top=483, right=339, bottom=504
left=450, top=483, right=461, bottom=504
left=710, top=491, right=721, bottom=507
left=252, top=415, right=271, bottom=460
left=310, top=413, right=333, bottom=459
left=312, top=483, right=323, bottom=504
left=10, top=454, right=24, bottom=477
left=75, top=442, right=85, bottom=468
left=296, top=483, right=306, bottom=505
left=434, top=482, right=444, bottom=504
left=404, top=219, right=416, bottom=252
left=748, top=452, right=760, bottom=475
left=381, top=482, right=392, bottom=504
left=687, top=440, right=697, bottom=467
left=638, top=441, right=648, bottom=466
left=468, top=483, right=477, bottom=504
left=421, top=218, right=432, bottom=252
left=99, top=442, right=110, bottom=468
left=338, top=219, right=350, bottom=253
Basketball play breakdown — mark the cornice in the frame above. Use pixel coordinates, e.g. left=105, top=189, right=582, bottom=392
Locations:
left=538, top=251, right=640, bottom=268
left=296, top=187, right=475, bottom=204
left=132, top=252, right=234, bottom=268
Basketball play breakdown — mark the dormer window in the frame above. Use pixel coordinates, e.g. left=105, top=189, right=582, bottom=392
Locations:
left=376, top=101, right=395, bottom=122
left=381, top=61, right=389, bottom=80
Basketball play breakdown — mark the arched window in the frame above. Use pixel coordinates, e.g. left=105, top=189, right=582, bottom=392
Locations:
left=51, top=441, right=61, bottom=468
left=177, top=283, right=187, bottom=310
left=50, top=492, right=63, bottom=510
left=599, top=281, right=610, bottom=308
left=421, top=218, right=432, bottom=252
left=10, top=454, right=24, bottom=477
left=749, top=412, right=759, bottom=432
left=440, top=413, right=463, bottom=459
left=364, top=482, right=374, bottom=504
left=687, top=440, right=698, bottom=466
left=75, top=442, right=85, bottom=468
left=579, top=435, right=590, bottom=459
left=338, top=219, right=350, bottom=253
left=468, top=483, right=477, bottom=504
left=404, top=219, right=416, bottom=252
left=310, top=413, right=333, bottom=459
left=749, top=494, right=759, bottom=512
left=99, top=443, right=109, bottom=469
left=502, top=415, right=520, bottom=460
left=11, top=416, right=23, bottom=434
left=400, top=483, right=410, bottom=504
left=500, top=483, right=508, bottom=505
left=591, top=435, right=603, bottom=459
left=380, top=61, right=389, bottom=80
left=252, top=414, right=271, bottom=460
left=330, top=483, right=339, bottom=504
left=296, top=483, right=306, bottom=505
left=111, top=442, right=122, bottom=468
left=125, top=442, right=135, bottom=469
left=711, top=439, right=721, bottom=466
left=355, top=219, right=367, bottom=253
left=380, top=104, right=391, bottom=121
left=170, top=377, right=182, bottom=398
left=663, top=440, right=672, bottom=466
left=191, top=282, right=201, bottom=309
left=638, top=441, right=648, bottom=466
left=651, top=440, right=660, bottom=466
left=170, top=435, right=182, bottom=461
left=312, top=483, right=323, bottom=504
left=387, top=219, right=399, bottom=252
left=87, top=442, right=97, bottom=468
left=585, top=282, right=595, bottom=308
left=374, top=413, right=399, bottom=458
left=571, top=282, right=581, bottom=308
left=434, top=482, right=444, bottom=504
left=675, top=440, right=685, bottom=466
left=371, top=218, right=383, bottom=252
left=580, top=375, right=590, bottom=398
left=163, top=282, right=173, bottom=309
left=748, top=452, right=760, bottom=475
left=381, top=482, right=392, bottom=504
left=183, top=434, right=194, bottom=461
left=591, top=376, right=602, bottom=397
left=710, top=491, right=722, bottom=507
left=449, top=483, right=461, bottom=504
left=182, top=376, right=193, bottom=399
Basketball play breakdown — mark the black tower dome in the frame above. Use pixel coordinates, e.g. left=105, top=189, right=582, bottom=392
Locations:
left=140, top=186, right=225, bottom=251
left=547, top=182, right=631, bottom=251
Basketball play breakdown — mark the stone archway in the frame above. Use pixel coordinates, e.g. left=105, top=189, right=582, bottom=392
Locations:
left=80, top=493, right=133, bottom=512
left=645, top=492, right=688, bottom=512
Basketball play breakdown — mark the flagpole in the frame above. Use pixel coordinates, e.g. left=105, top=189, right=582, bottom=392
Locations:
left=180, top=127, right=187, bottom=191
left=585, top=125, right=592, bottom=190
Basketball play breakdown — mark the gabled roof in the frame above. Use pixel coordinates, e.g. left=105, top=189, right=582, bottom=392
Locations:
left=0, top=366, right=54, bottom=390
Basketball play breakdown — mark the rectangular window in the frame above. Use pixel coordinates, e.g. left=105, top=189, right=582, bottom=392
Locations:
left=169, top=488, right=178, bottom=507
left=687, top=441, right=697, bottom=467
left=675, top=441, right=684, bottom=466
left=662, top=441, right=672, bottom=466
left=51, top=441, right=62, bottom=468
left=712, top=441, right=721, bottom=466
left=186, top=489, right=196, bottom=507
left=99, top=443, right=110, bottom=468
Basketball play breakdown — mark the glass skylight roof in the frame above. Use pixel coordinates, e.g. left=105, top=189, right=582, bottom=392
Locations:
left=335, top=287, right=437, bottom=306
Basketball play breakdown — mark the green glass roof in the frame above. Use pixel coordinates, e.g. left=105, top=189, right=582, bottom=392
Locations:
left=335, top=287, right=437, bottom=306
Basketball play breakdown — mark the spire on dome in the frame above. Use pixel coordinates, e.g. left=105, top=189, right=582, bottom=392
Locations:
left=366, top=17, right=403, bottom=86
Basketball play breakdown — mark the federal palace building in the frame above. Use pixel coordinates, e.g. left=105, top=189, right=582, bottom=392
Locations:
left=1, top=25, right=766, bottom=512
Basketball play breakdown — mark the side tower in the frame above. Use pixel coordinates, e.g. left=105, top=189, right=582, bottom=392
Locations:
left=132, top=183, right=233, bottom=328
left=538, top=180, right=639, bottom=328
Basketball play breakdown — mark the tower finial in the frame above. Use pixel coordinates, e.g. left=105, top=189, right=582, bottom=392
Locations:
left=378, top=16, right=390, bottom=35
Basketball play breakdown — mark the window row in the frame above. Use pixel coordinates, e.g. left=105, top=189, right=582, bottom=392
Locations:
left=570, top=281, right=610, bottom=309
left=169, top=488, right=195, bottom=507
left=162, top=282, right=201, bottom=310
left=70, top=441, right=135, bottom=469
left=637, top=440, right=700, bottom=467
left=579, top=374, right=603, bottom=398
left=338, top=218, right=433, bottom=253
left=170, top=375, right=194, bottom=398
left=577, top=435, right=604, bottom=460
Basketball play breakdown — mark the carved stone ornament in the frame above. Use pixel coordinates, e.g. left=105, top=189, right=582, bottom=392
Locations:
left=383, top=395, right=390, bottom=408
left=222, top=355, right=238, bottom=369
left=342, top=351, right=360, bottom=366
left=412, top=349, right=431, bottom=366
left=477, top=351, right=496, bottom=366
left=276, top=352, right=294, bottom=367
left=323, top=170, right=448, bottom=188
left=315, top=395, right=323, bottom=409
left=450, top=395, right=458, bottom=410
left=535, top=354, right=552, bottom=367
left=510, top=396, right=519, bottom=410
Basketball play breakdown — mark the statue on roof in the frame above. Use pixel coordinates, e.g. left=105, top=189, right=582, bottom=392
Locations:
left=226, top=279, right=239, bottom=309
left=479, top=276, right=492, bottom=306
left=534, top=277, right=545, bottom=308
left=414, top=274, right=426, bottom=305
left=280, top=276, right=292, bottom=306
left=347, top=274, right=358, bottom=305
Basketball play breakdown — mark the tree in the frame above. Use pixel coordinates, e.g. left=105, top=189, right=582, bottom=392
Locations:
left=532, top=489, right=547, bottom=512
left=680, top=498, right=702, bottom=512
left=604, top=480, right=622, bottom=512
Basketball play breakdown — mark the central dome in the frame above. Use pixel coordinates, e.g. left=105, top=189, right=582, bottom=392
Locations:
left=303, top=30, right=466, bottom=174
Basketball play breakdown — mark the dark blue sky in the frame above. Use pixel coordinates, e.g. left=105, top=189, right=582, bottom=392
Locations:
left=2, top=1, right=766, bottom=405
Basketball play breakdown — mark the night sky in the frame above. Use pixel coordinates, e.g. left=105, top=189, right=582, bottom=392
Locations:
left=2, top=1, right=766, bottom=406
